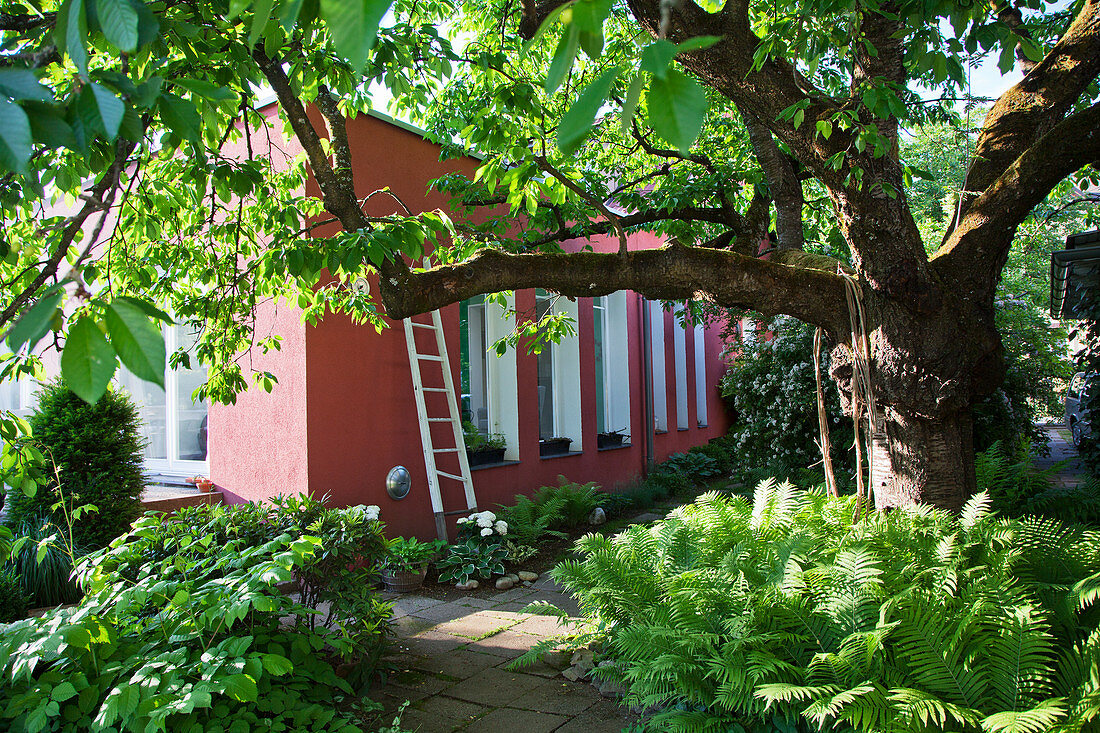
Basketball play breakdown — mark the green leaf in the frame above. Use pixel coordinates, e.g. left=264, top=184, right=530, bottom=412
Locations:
left=556, top=66, right=620, bottom=155
left=223, top=674, right=258, bottom=702
left=115, top=295, right=174, bottom=324
left=158, top=93, right=201, bottom=144
left=279, top=0, right=306, bottom=30
left=27, top=104, right=79, bottom=150
left=646, top=69, right=707, bottom=154
left=639, top=40, right=678, bottom=79
left=676, top=35, right=723, bottom=52
left=545, top=23, right=580, bottom=95
left=249, top=0, right=274, bottom=46
left=261, top=653, right=293, bottom=676
left=104, top=299, right=165, bottom=386
left=174, top=78, right=236, bottom=102
left=816, top=119, right=833, bottom=140
left=0, top=70, right=54, bottom=102
left=78, top=83, right=124, bottom=140
left=321, top=0, right=393, bottom=72
left=0, top=99, right=33, bottom=174
left=96, top=0, right=139, bottom=52
left=58, top=0, right=89, bottom=77
left=51, top=681, right=78, bottom=702
left=7, top=290, right=63, bottom=351
left=61, top=316, right=117, bottom=404
left=619, top=71, right=645, bottom=136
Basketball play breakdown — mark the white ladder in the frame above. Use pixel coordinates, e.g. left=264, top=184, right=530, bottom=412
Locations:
left=403, top=309, right=477, bottom=541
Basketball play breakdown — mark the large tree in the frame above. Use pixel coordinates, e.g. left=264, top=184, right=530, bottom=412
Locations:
left=0, top=0, right=1097, bottom=510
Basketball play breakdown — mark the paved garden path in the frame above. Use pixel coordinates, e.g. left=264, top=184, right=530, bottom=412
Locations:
left=1036, top=422, right=1087, bottom=489
left=368, top=576, right=637, bottom=732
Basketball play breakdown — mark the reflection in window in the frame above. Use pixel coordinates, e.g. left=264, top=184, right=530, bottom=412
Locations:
left=536, top=290, right=555, bottom=440
left=460, top=297, right=490, bottom=434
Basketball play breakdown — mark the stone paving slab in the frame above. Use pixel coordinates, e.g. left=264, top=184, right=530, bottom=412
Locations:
left=510, top=678, right=602, bottom=716
left=409, top=601, right=474, bottom=624
left=471, top=707, right=569, bottom=732
left=410, top=647, right=501, bottom=680
left=442, top=666, right=547, bottom=705
left=431, top=610, right=521, bottom=639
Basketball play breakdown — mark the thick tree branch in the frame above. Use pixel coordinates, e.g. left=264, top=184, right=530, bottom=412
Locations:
left=531, top=154, right=629, bottom=255
left=315, top=88, right=356, bottom=199
left=0, top=12, right=55, bottom=32
left=948, top=0, right=1100, bottom=232
left=935, top=101, right=1100, bottom=290
left=378, top=244, right=850, bottom=338
left=743, top=111, right=804, bottom=250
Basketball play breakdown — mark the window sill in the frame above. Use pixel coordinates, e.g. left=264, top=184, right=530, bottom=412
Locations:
left=470, top=460, right=521, bottom=472
left=597, top=443, right=632, bottom=452
left=540, top=451, right=584, bottom=460
left=677, top=427, right=689, bottom=432
left=697, top=423, right=708, bottom=429
left=654, top=429, right=668, bottom=435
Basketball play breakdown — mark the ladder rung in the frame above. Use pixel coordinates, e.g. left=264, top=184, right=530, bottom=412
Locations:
left=433, top=448, right=459, bottom=453
left=427, top=417, right=453, bottom=422
left=437, top=471, right=467, bottom=482
left=443, top=508, right=477, bottom=517
left=422, top=387, right=448, bottom=392
left=416, top=354, right=444, bottom=362
left=410, top=322, right=439, bottom=330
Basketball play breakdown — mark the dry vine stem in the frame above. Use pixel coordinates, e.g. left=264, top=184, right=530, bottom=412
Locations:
left=841, top=270, right=882, bottom=519
left=814, top=327, right=839, bottom=498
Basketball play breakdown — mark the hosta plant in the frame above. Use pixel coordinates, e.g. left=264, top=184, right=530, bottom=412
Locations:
left=436, top=540, right=508, bottom=585
left=555, top=482, right=1100, bottom=733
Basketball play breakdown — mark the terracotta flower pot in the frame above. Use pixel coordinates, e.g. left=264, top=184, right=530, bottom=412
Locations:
left=196, top=479, right=214, bottom=493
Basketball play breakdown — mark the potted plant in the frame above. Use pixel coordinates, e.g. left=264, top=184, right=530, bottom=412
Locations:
left=381, top=537, right=444, bottom=593
left=539, top=436, right=573, bottom=456
left=463, top=421, right=507, bottom=466
left=597, top=429, right=628, bottom=449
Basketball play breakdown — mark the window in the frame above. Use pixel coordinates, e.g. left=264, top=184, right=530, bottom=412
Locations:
left=117, top=326, right=208, bottom=473
left=459, top=295, right=520, bottom=460
left=593, top=293, right=630, bottom=440
left=649, top=300, right=667, bottom=432
left=694, top=324, right=708, bottom=427
left=673, top=304, right=689, bottom=430
left=535, top=290, right=582, bottom=449
left=0, top=376, right=36, bottom=418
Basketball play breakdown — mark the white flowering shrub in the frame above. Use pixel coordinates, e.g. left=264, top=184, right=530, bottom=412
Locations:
left=455, top=510, right=508, bottom=543
left=719, top=315, right=854, bottom=485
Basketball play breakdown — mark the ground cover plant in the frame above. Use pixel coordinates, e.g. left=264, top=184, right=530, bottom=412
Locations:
left=555, top=483, right=1100, bottom=732
left=0, top=497, right=394, bottom=731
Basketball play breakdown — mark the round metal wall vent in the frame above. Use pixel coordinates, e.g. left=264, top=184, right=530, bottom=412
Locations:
left=386, top=465, right=412, bottom=500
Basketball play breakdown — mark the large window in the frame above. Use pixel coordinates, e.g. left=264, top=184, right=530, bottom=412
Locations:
left=649, top=300, right=668, bottom=432
left=118, top=326, right=208, bottom=473
left=535, top=290, right=581, bottom=448
left=593, top=293, right=630, bottom=440
left=694, top=324, right=708, bottom=427
left=673, top=304, right=689, bottom=430
left=459, top=295, right=520, bottom=460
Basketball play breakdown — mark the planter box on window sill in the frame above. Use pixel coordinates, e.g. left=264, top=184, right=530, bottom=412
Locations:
left=596, top=432, right=627, bottom=449
left=467, top=447, right=507, bottom=467
left=539, top=437, right=573, bottom=457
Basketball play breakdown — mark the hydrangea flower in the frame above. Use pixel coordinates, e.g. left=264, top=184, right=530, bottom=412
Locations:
left=480, top=527, right=493, bottom=537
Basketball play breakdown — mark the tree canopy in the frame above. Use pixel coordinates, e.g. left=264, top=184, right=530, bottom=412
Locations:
left=1, top=0, right=1098, bottom=509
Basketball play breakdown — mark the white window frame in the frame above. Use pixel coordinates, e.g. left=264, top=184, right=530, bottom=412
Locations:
left=694, top=324, right=708, bottom=427
left=673, top=304, right=689, bottom=430
left=461, top=295, right=520, bottom=461
left=594, top=293, right=631, bottom=441
left=536, top=291, right=582, bottom=450
left=650, top=300, right=668, bottom=432
left=119, top=326, right=208, bottom=476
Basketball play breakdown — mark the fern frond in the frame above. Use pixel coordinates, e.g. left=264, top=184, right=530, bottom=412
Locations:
left=981, top=698, right=1066, bottom=733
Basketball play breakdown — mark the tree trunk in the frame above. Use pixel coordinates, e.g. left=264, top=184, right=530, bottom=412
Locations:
left=871, top=409, right=976, bottom=511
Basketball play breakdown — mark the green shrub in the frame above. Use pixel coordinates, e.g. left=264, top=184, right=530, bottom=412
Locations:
left=659, top=451, right=721, bottom=483
left=0, top=568, right=28, bottom=623
left=533, top=476, right=601, bottom=528
left=499, top=495, right=564, bottom=545
left=0, top=497, right=391, bottom=731
left=720, top=316, right=854, bottom=486
left=688, top=438, right=736, bottom=475
left=556, top=483, right=1100, bottom=732
left=645, top=468, right=693, bottom=499
left=5, top=514, right=85, bottom=607
left=5, top=380, right=145, bottom=549
left=976, top=442, right=1100, bottom=526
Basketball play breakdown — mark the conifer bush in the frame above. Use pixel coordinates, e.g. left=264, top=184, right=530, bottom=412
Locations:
left=556, top=484, right=1100, bottom=732
left=5, top=380, right=144, bottom=549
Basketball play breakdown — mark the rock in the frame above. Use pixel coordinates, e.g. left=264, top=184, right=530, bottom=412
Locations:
left=518, top=571, right=538, bottom=582
left=562, top=666, right=586, bottom=682
left=598, top=679, right=628, bottom=698
left=570, top=650, right=595, bottom=667
left=455, top=580, right=479, bottom=590
left=495, top=577, right=515, bottom=590
left=542, top=650, right=571, bottom=670
left=631, top=512, right=664, bottom=523
left=506, top=573, right=520, bottom=583
left=588, top=507, right=607, bottom=525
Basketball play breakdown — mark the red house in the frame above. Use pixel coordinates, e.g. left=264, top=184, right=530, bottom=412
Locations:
left=3, top=109, right=733, bottom=541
